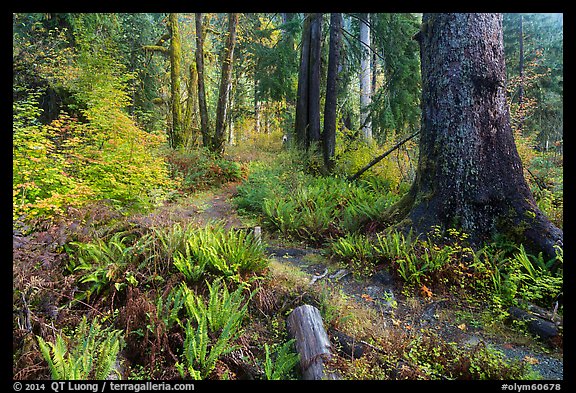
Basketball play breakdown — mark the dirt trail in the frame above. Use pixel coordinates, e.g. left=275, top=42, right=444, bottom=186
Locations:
left=133, top=182, right=245, bottom=229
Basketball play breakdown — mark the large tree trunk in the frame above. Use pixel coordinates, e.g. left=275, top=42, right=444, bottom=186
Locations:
left=195, top=13, right=210, bottom=149
left=168, top=13, right=183, bottom=148
left=359, top=13, right=372, bottom=141
left=386, top=13, right=562, bottom=262
left=322, top=13, right=342, bottom=171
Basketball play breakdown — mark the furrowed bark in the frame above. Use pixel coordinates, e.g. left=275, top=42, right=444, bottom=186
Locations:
left=384, top=13, right=562, bottom=263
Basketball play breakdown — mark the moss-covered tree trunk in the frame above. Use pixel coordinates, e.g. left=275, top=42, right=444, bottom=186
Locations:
left=387, top=13, right=562, bottom=261
left=184, top=63, right=199, bottom=147
left=168, top=13, right=183, bottom=149
left=213, top=13, right=239, bottom=154
left=195, top=12, right=210, bottom=149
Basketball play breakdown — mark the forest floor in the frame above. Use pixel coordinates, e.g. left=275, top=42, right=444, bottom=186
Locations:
left=13, top=159, right=563, bottom=381
left=145, top=179, right=564, bottom=380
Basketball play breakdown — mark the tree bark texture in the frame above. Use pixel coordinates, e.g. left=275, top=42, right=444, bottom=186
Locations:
left=322, top=13, right=342, bottom=171
left=168, top=13, right=183, bottom=148
left=184, top=63, right=199, bottom=146
left=308, top=13, right=322, bottom=146
left=286, top=305, right=339, bottom=380
left=390, top=13, right=562, bottom=261
left=295, top=14, right=312, bottom=149
left=213, top=13, right=239, bottom=154
left=195, top=13, right=210, bottom=149
left=359, top=13, right=372, bottom=141
left=294, top=13, right=322, bottom=150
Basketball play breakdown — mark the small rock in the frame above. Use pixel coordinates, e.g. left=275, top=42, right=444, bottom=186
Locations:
left=463, top=335, right=482, bottom=347
left=364, top=286, right=396, bottom=309
left=373, top=270, right=394, bottom=286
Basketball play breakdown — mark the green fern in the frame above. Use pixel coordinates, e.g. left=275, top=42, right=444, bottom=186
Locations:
left=156, top=285, right=186, bottom=330
left=182, top=279, right=252, bottom=333
left=177, top=279, right=255, bottom=379
left=263, top=339, right=300, bottom=380
left=68, top=232, right=151, bottom=301
left=36, top=316, right=123, bottom=379
left=173, top=238, right=207, bottom=282
left=170, top=223, right=268, bottom=280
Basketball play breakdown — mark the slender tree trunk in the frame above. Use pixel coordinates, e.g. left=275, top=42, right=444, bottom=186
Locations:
left=295, top=13, right=322, bottom=150
left=323, top=13, right=342, bottom=171
left=281, top=12, right=296, bottom=110
left=195, top=13, right=210, bottom=149
left=371, top=52, right=377, bottom=97
left=227, top=68, right=238, bottom=146
left=168, top=13, right=183, bottom=148
left=213, top=13, right=239, bottom=154
left=184, top=63, right=199, bottom=147
left=386, top=13, right=562, bottom=262
left=307, top=13, right=322, bottom=147
left=518, top=14, right=525, bottom=132
left=254, top=76, right=261, bottom=133
left=295, top=13, right=312, bottom=149
left=359, top=13, right=372, bottom=141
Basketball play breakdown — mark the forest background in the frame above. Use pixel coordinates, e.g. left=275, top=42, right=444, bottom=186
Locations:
left=12, top=12, right=563, bottom=381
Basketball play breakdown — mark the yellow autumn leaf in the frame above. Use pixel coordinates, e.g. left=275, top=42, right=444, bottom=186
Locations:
left=457, top=323, right=467, bottom=331
left=523, top=356, right=539, bottom=365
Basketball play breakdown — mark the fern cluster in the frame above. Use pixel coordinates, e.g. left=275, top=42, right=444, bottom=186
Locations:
left=166, top=223, right=268, bottom=281
left=485, top=244, right=563, bottom=308
left=236, top=152, right=402, bottom=245
left=330, top=228, right=563, bottom=309
left=176, top=279, right=254, bottom=379
left=36, top=316, right=124, bottom=380
left=67, top=231, right=152, bottom=301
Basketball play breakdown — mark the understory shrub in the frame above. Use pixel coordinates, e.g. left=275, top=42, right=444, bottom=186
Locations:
left=13, top=91, right=174, bottom=229
left=164, top=147, right=246, bottom=192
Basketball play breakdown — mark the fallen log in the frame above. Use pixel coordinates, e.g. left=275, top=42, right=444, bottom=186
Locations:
left=508, top=306, right=559, bottom=340
left=286, top=305, right=340, bottom=380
